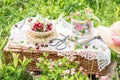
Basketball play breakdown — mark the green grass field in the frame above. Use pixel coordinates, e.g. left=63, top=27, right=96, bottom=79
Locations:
left=0, top=0, right=120, bottom=80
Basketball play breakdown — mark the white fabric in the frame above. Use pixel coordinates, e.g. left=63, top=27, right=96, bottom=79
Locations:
left=8, top=15, right=111, bottom=71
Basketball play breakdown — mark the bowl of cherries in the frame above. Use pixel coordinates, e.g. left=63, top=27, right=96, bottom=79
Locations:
left=29, top=21, right=55, bottom=37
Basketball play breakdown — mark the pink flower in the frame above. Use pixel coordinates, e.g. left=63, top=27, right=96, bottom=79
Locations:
left=76, top=24, right=83, bottom=31
left=76, top=11, right=80, bottom=16
left=71, top=68, right=75, bottom=75
left=49, top=62, right=55, bottom=69
left=69, top=58, right=74, bottom=62
left=79, top=66, right=84, bottom=71
left=48, top=66, right=53, bottom=69
left=70, top=12, right=73, bottom=15
left=63, top=70, right=70, bottom=74
left=84, top=69, right=87, bottom=72
left=71, top=56, right=77, bottom=60
left=71, top=71, right=75, bottom=75
left=67, top=16, right=71, bottom=20
left=71, top=68, right=75, bottom=72
left=58, top=62, right=62, bottom=66
left=37, top=58, right=40, bottom=61
left=99, top=76, right=108, bottom=80
left=82, top=72, right=85, bottom=75
left=30, top=71, right=34, bottom=74
left=63, top=76, right=67, bottom=79
left=95, top=74, right=99, bottom=78
left=112, top=36, right=120, bottom=46
left=50, top=62, right=55, bottom=67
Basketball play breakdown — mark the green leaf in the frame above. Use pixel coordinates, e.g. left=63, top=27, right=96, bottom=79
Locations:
left=12, top=53, right=19, bottom=68
left=74, top=36, right=79, bottom=41
left=43, top=52, right=49, bottom=58
left=7, top=66, right=15, bottom=72
left=75, top=44, right=82, bottom=50
left=20, top=40, right=24, bottom=44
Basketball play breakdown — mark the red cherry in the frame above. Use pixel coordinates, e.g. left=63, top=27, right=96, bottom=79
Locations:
left=31, top=27, right=35, bottom=31
left=28, top=18, right=32, bottom=22
left=35, top=43, right=39, bottom=46
left=45, top=44, right=48, bottom=47
left=47, top=23, right=52, bottom=30
left=15, top=24, right=18, bottom=27
left=38, top=23, right=43, bottom=27
left=37, top=27, right=41, bottom=31
left=32, top=22, right=47, bottom=32
left=49, top=40, right=53, bottom=43
left=36, top=45, right=40, bottom=50
left=47, top=23, right=52, bottom=27
left=85, top=45, right=88, bottom=49
left=41, top=44, right=44, bottom=47
left=48, top=26, right=52, bottom=30
left=34, top=23, right=38, bottom=27
left=92, top=46, right=96, bottom=48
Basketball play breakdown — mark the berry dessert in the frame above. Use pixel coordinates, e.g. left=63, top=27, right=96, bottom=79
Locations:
left=26, top=17, right=57, bottom=44
left=31, top=22, right=52, bottom=32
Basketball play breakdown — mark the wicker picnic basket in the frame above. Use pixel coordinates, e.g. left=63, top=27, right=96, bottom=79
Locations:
left=3, top=43, right=107, bottom=76
left=3, top=16, right=109, bottom=76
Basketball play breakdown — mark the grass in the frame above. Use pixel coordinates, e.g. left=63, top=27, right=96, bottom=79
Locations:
left=0, top=0, right=120, bottom=79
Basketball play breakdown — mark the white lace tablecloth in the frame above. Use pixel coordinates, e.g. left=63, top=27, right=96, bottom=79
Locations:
left=8, top=16, right=111, bottom=71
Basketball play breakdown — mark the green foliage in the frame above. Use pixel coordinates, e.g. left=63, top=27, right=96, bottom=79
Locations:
left=0, top=53, right=32, bottom=80
left=111, top=49, right=120, bottom=75
left=75, top=44, right=83, bottom=50
left=36, top=53, right=89, bottom=80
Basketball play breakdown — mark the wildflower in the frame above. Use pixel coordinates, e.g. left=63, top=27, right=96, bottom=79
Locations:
left=79, top=66, right=84, bottom=71
left=75, top=61, right=80, bottom=65
left=82, top=72, right=85, bottom=75
left=85, top=8, right=93, bottom=13
left=50, top=62, right=55, bottom=67
left=48, top=66, right=53, bottom=69
left=49, top=59, right=52, bottom=61
left=58, top=62, right=62, bottom=66
left=76, top=11, right=80, bottom=16
left=37, top=58, right=40, bottom=62
left=63, top=76, right=68, bottom=79
left=84, top=69, right=87, bottom=72
left=48, top=62, right=55, bottom=69
left=63, top=70, right=70, bottom=74
left=30, top=71, right=33, bottom=74
left=71, top=56, right=77, bottom=60
left=67, top=16, right=71, bottom=20
left=71, top=68, right=75, bottom=72
left=70, top=12, right=73, bottom=15
left=95, top=74, right=99, bottom=78
left=69, top=58, right=74, bottom=62
left=99, top=76, right=109, bottom=80
left=107, top=73, right=111, bottom=77
left=19, top=7, right=23, bottom=11
left=71, top=71, right=75, bottom=75
left=71, top=68, right=75, bottom=75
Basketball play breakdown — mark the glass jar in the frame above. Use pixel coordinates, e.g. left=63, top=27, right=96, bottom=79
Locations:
left=71, top=19, right=93, bottom=39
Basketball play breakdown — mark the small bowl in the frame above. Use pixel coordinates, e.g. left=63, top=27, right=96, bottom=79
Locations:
left=27, top=25, right=56, bottom=38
